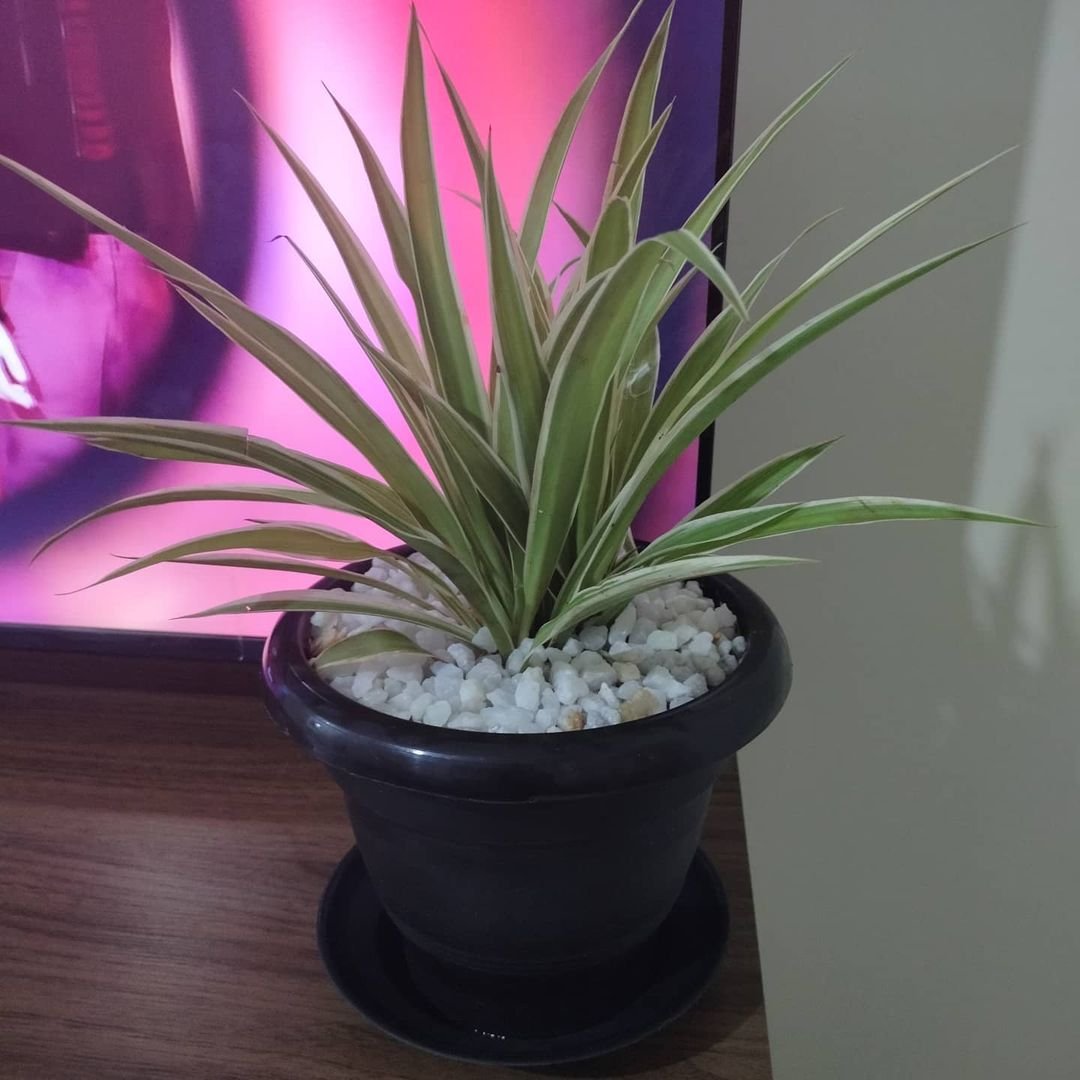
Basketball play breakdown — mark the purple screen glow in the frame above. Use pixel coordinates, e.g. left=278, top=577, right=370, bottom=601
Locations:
left=0, top=0, right=729, bottom=636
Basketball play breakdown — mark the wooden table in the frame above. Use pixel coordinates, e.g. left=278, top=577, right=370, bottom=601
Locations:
left=0, top=652, right=771, bottom=1079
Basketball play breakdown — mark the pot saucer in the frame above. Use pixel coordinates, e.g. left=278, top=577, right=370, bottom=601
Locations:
left=316, top=847, right=729, bottom=1067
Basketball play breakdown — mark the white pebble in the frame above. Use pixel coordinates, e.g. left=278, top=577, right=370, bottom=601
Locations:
left=645, top=629, right=679, bottom=651
left=459, top=680, right=486, bottom=712
left=705, top=665, right=727, bottom=688
left=536, top=707, right=558, bottom=728
left=598, top=682, right=620, bottom=708
left=684, top=673, right=708, bottom=697
left=572, top=650, right=606, bottom=671
left=311, top=561, right=745, bottom=734
left=582, top=668, right=616, bottom=692
left=447, top=643, right=476, bottom=671
left=609, top=604, right=637, bottom=644
left=553, top=668, right=589, bottom=706
left=425, top=700, right=452, bottom=726
left=351, top=670, right=378, bottom=696
left=688, top=631, right=716, bottom=657
left=608, top=642, right=645, bottom=662
left=386, top=663, right=424, bottom=685
left=486, top=686, right=516, bottom=709
left=612, top=661, right=641, bottom=683
left=408, top=692, right=434, bottom=721
left=482, top=706, right=537, bottom=732
left=514, top=671, right=543, bottom=712
left=448, top=713, right=485, bottom=730
left=619, top=687, right=662, bottom=722
left=558, top=706, right=586, bottom=731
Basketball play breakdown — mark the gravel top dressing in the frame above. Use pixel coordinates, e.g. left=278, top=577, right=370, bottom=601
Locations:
left=313, top=557, right=745, bottom=734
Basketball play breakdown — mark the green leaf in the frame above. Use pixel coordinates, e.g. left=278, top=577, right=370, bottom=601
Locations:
left=534, top=554, right=808, bottom=646
left=5, top=413, right=504, bottom=632
left=574, top=380, right=615, bottom=553
left=32, top=483, right=353, bottom=562
left=636, top=497, right=1036, bottom=565
left=522, top=241, right=664, bottom=627
left=489, top=373, right=525, bottom=481
left=568, top=228, right=1015, bottom=597
left=401, top=12, right=489, bottom=431
left=630, top=506, right=804, bottom=566
left=161, top=553, right=467, bottom=621
left=548, top=255, right=582, bottom=295
left=519, top=0, right=648, bottom=263
left=703, top=149, right=1017, bottom=395
left=277, top=237, right=526, bottom=575
left=657, top=229, right=749, bottom=320
left=171, top=286, right=466, bottom=548
left=324, top=87, right=419, bottom=297
left=346, top=327, right=530, bottom=540
left=612, top=101, right=673, bottom=205
left=179, top=589, right=475, bottom=642
left=528, top=265, right=555, bottom=336
left=482, top=142, right=547, bottom=471
left=689, top=439, right=840, bottom=520
left=541, top=269, right=610, bottom=374
left=637, top=209, right=842, bottom=466
left=738, top=496, right=1037, bottom=539
left=0, top=148, right=474, bottom=555
left=274, top=234, right=440, bottom=454
left=417, top=384, right=530, bottom=539
left=241, top=100, right=426, bottom=378
left=585, top=197, right=633, bottom=279
left=4, top=416, right=418, bottom=532
left=683, top=57, right=851, bottom=240
left=313, top=630, right=431, bottom=675
left=601, top=58, right=852, bottom=331
left=430, top=49, right=487, bottom=189
left=74, top=522, right=395, bottom=591
left=554, top=202, right=591, bottom=247
left=604, top=0, right=674, bottom=223
left=608, top=326, right=660, bottom=497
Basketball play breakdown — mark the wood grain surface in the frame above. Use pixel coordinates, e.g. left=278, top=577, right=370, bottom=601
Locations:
left=0, top=658, right=771, bottom=1079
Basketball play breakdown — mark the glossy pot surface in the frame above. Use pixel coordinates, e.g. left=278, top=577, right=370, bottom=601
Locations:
left=263, top=564, right=791, bottom=978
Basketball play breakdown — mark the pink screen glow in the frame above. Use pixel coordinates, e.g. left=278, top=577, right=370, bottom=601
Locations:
left=0, top=0, right=715, bottom=637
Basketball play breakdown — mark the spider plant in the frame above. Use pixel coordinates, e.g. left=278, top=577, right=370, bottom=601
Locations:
left=0, top=4, right=1027, bottom=668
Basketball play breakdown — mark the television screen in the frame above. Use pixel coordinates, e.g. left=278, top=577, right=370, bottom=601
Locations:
left=0, top=0, right=734, bottom=639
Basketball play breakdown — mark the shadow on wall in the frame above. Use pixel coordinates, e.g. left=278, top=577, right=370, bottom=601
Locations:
left=722, top=0, right=1080, bottom=1073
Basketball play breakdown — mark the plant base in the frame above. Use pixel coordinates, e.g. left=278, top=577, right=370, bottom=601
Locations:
left=317, top=847, right=729, bottom=1066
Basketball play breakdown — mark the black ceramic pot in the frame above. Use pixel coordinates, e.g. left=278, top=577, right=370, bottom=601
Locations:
left=263, top=560, right=791, bottom=1044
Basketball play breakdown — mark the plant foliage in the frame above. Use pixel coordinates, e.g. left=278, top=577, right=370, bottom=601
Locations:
left=0, top=5, right=1028, bottom=661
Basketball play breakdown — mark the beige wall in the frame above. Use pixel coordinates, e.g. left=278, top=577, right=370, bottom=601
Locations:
left=723, top=0, right=1080, bottom=1076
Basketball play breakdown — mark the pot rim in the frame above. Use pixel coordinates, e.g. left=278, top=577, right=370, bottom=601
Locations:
left=262, top=557, right=792, bottom=801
